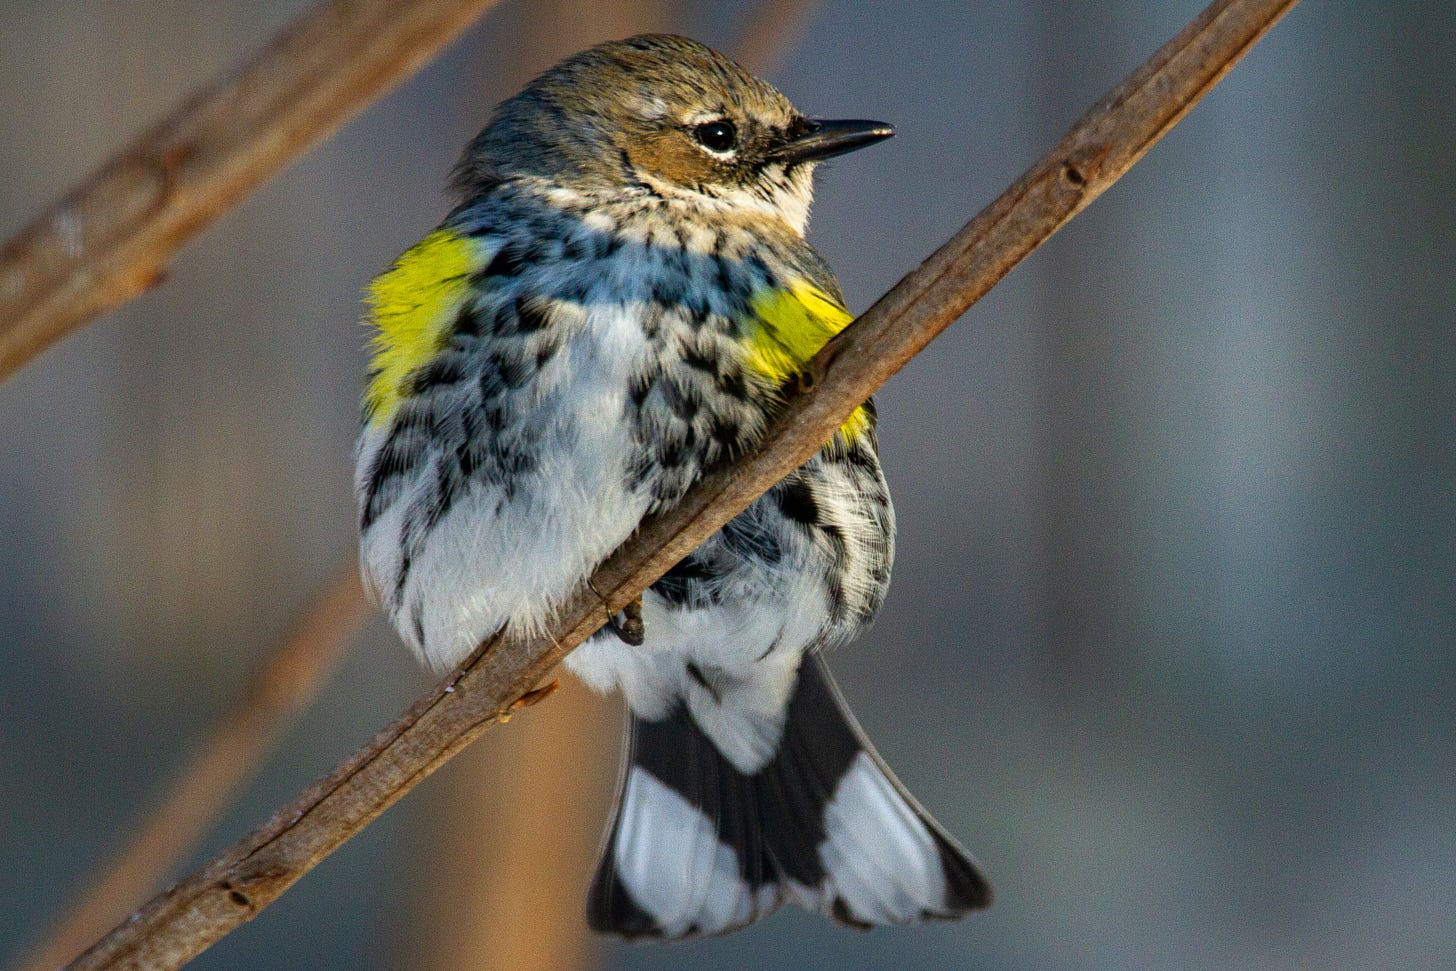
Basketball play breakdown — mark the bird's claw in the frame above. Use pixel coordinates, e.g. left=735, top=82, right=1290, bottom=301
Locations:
left=613, top=595, right=646, bottom=646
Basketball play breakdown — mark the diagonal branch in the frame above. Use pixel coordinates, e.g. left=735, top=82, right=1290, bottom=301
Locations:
left=0, top=0, right=504, bottom=382
left=63, top=0, right=1299, bottom=968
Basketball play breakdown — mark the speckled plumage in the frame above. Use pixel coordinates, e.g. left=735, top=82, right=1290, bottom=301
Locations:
left=355, top=34, right=989, bottom=938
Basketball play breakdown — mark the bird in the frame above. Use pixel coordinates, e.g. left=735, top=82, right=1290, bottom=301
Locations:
left=354, top=33, right=991, bottom=938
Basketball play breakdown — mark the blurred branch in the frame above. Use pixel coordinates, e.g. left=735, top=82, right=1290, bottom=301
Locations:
left=14, top=567, right=370, bottom=971
left=410, top=678, right=617, bottom=971
left=0, top=0, right=503, bottom=382
left=410, top=3, right=672, bottom=971
left=730, top=0, right=820, bottom=76
left=63, top=0, right=1299, bottom=968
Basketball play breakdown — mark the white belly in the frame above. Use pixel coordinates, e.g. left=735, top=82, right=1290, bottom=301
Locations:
left=358, top=300, right=654, bottom=673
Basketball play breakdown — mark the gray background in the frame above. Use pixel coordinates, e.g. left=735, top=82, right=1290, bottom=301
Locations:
left=2, top=1, right=1453, bottom=969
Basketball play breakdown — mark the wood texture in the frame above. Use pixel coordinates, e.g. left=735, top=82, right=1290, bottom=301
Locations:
left=0, top=0, right=502, bottom=380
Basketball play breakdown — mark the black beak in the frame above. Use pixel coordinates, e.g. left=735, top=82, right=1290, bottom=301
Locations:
left=769, top=118, right=894, bottom=165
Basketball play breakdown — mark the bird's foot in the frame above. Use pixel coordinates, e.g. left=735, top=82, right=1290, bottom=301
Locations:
left=613, top=594, right=645, bottom=646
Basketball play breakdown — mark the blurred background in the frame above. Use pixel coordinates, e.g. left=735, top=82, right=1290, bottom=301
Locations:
left=1, top=1, right=1453, bottom=969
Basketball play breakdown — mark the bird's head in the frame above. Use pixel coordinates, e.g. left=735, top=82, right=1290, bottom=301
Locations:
left=452, top=34, right=892, bottom=237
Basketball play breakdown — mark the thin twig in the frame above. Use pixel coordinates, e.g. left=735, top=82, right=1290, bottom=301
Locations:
left=63, top=1, right=1299, bottom=968
left=13, top=568, right=370, bottom=971
left=0, top=0, right=503, bottom=382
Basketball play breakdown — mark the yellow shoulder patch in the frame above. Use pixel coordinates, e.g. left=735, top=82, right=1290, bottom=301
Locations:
left=363, top=228, right=485, bottom=426
left=747, top=280, right=870, bottom=443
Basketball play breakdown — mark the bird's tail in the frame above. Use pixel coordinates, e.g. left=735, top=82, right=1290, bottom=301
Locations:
left=586, top=652, right=992, bottom=938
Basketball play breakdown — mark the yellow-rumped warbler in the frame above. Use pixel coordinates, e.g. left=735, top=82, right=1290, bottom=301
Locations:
left=355, top=34, right=990, bottom=938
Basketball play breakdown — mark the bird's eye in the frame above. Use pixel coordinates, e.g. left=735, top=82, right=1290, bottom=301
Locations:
left=693, top=120, right=737, bottom=154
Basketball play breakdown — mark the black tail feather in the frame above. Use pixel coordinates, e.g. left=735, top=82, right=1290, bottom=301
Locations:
left=586, top=653, right=991, bottom=938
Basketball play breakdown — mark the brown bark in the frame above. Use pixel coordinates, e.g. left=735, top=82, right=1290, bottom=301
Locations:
left=0, top=0, right=503, bottom=381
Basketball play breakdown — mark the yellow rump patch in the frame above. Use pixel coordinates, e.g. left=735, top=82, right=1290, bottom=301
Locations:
left=363, top=229, right=483, bottom=425
left=747, top=281, right=870, bottom=442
